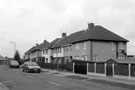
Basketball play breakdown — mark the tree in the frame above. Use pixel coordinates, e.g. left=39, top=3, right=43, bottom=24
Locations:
left=14, top=50, right=21, bottom=64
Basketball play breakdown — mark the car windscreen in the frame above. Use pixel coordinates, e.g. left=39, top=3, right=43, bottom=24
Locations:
left=26, top=62, right=38, bottom=66
left=10, top=61, right=19, bottom=65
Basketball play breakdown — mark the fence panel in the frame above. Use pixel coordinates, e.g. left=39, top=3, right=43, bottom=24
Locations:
left=88, top=62, right=94, bottom=72
left=74, top=64, right=87, bottom=74
left=114, top=63, right=129, bottom=76
left=131, top=64, right=135, bottom=77
left=96, top=63, right=105, bottom=74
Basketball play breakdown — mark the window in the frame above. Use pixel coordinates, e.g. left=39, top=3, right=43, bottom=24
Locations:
left=67, top=46, right=69, bottom=52
left=75, top=56, right=80, bottom=60
left=81, top=55, right=88, bottom=61
left=64, top=47, right=66, bottom=52
left=75, top=43, right=79, bottom=50
left=119, top=43, right=125, bottom=50
left=43, top=49, right=45, bottom=54
left=84, top=55, right=88, bottom=61
left=84, top=42, right=86, bottom=49
left=111, top=42, right=115, bottom=51
left=46, top=49, right=48, bottom=54
left=60, top=48, right=61, bottom=53
left=69, top=46, right=72, bottom=51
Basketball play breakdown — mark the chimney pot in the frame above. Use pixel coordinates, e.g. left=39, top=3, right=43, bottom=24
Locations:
left=62, top=33, right=66, bottom=38
left=88, top=23, right=94, bottom=30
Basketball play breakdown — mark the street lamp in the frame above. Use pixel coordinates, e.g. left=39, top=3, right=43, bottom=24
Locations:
left=10, top=42, right=16, bottom=56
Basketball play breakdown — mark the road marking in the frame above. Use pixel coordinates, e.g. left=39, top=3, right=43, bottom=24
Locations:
left=1, top=80, right=16, bottom=85
left=16, top=72, right=19, bottom=74
left=27, top=75, right=34, bottom=78
left=0, top=82, right=10, bottom=90
left=48, top=82, right=61, bottom=86
left=1, top=80, right=13, bottom=83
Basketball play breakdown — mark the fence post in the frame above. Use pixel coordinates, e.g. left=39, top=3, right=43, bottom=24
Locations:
left=73, top=62, right=75, bottom=73
left=105, top=63, right=107, bottom=76
left=87, top=63, right=89, bottom=75
left=129, top=63, right=131, bottom=81
left=112, top=63, right=115, bottom=78
left=94, top=63, right=96, bottom=73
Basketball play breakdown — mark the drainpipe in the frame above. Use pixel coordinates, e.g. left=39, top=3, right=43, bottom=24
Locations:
left=91, top=41, right=93, bottom=61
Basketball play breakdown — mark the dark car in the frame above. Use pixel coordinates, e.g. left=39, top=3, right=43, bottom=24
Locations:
left=9, top=60, right=19, bottom=68
left=22, top=61, right=41, bottom=73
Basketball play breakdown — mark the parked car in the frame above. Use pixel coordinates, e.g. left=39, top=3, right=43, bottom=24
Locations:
left=22, top=61, right=41, bottom=73
left=9, top=60, right=19, bottom=68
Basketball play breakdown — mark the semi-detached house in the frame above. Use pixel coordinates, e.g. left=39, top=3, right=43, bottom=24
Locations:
left=24, top=40, right=50, bottom=62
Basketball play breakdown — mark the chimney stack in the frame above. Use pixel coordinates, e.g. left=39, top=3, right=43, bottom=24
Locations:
left=62, top=33, right=66, bottom=38
left=88, top=23, right=94, bottom=30
left=44, top=40, right=46, bottom=43
left=36, top=43, right=38, bottom=46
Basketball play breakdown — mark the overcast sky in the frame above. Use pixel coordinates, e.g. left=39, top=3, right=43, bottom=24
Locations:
left=0, top=0, right=135, bottom=58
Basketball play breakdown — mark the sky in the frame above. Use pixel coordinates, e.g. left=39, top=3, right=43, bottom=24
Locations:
left=0, top=0, right=135, bottom=58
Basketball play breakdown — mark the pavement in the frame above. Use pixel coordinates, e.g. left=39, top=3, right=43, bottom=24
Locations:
left=41, top=68, right=135, bottom=86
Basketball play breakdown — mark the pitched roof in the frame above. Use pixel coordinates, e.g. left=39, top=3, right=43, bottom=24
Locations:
left=32, top=40, right=50, bottom=51
left=25, top=46, right=36, bottom=54
left=73, top=26, right=128, bottom=43
left=0, top=55, right=8, bottom=60
left=52, top=30, right=85, bottom=48
left=25, top=40, right=50, bottom=54
left=51, top=38, right=64, bottom=48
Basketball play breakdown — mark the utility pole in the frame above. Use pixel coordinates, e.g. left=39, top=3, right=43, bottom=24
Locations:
left=10, top=42, right=16, bottom=57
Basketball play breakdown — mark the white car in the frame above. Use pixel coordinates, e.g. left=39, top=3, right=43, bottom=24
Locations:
left=22, top=61, right=41, bottom=73
left=9, top=60, right=19, bottom=68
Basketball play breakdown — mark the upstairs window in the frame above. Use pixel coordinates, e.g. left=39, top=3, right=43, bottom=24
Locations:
left=84, top=42, right=87, bottom=49
left=69, top=46, right=72, bottom=51
left=75, top=43, right=80, bottom=50
left=43, top=49, right=45, bottom=54
left=111, top=42, right=115, bottom=51
left=119, top=43, right=125, bottom=50
left=46, top=49, right=48, bottom=54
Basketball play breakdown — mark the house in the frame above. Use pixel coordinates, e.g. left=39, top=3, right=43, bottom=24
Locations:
left=51, top=23, right=128, bottom=64
left=24, top=46, right=36, bottom=60
left=51, top=33, right=66, bottom=64
left=52, top=30, right=85, bottom=64
left=0, top=55, right=8, bottom=65
left=24, top=40, right=50, bottom=62
left=72, top=23, right=128, bottom=62
left=40, top=40, right=51, bottom=63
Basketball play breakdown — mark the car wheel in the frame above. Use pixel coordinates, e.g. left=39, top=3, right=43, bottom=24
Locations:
left=26, top=69, right=29, bottom=73
left=37, top=70, right=41, bottom=73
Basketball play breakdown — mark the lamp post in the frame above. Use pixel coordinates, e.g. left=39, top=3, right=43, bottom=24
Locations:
left=10, top=42, right=16, bottom=57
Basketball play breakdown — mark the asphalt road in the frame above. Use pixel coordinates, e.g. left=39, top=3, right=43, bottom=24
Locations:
left=0, top=65, right=131, bottom=90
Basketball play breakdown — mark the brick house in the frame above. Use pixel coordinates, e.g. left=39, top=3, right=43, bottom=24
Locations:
left=24, top=40, right=50, bottom=62
left=72, top=23, right=128, bottom=62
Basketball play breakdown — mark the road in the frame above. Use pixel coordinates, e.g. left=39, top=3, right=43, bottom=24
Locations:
left=0, top=65, right=131, bottom=90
